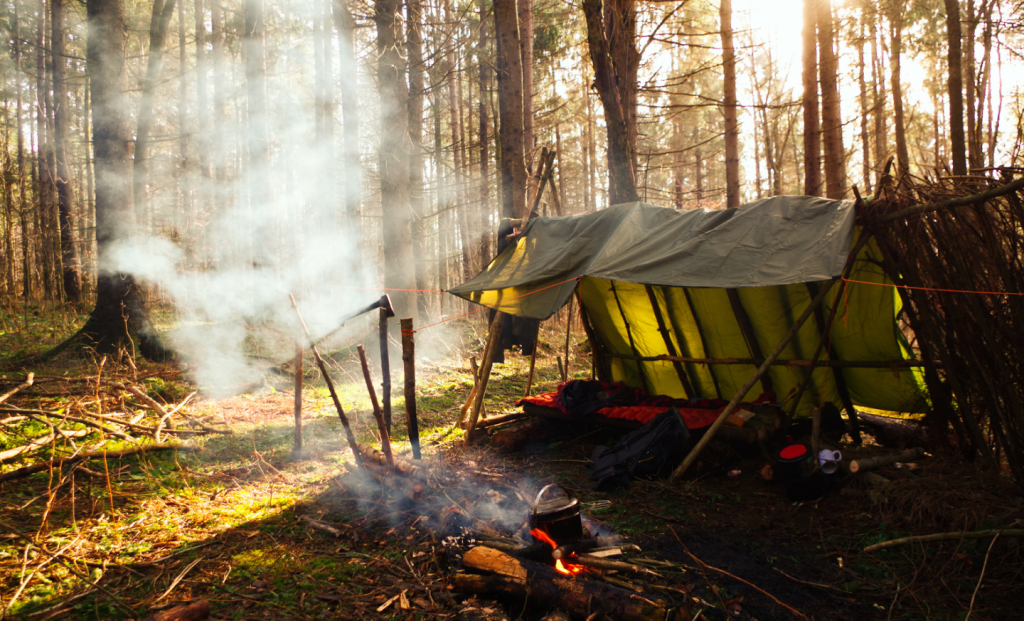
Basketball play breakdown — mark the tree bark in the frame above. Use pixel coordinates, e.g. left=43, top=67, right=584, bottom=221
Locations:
left=801, top=0, right=821, bottom=196
left=332, top=0, right=361, bottom=236
left=50, top=0, right=83, bottom=303
left=720, top=0, right=740, bottom=208
left=133, top=0, right=177, bottom=231
left=518, top=0, right=534, bottom=155
left=407, top=0, right=428, bottom=320
left=943, top=0, right=968, bottom=175
left=493, top=0, right=528, bottom=219
left=888, top=8, right=910, bottom=175
left=478, top=0, right=491, bottom=261
left=376, top=0, right=415, bottom=317
left=73, top=0, right=167, bottom=360
left=817, top=0, right=845, bottom=198
left=581, top=0, right=638, bottom=205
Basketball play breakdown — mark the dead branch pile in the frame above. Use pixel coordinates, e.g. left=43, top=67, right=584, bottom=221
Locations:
left=0, top=367, right=223, bottom=484
left=861, top=168, right=1024, bottom=483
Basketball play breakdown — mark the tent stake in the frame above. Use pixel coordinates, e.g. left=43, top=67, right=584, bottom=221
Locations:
left=466, top=312, right=504, bottom=444
left=670, top=278, right=839, bottom=482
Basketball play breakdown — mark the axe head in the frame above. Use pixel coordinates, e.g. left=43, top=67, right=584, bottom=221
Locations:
left=379, top=294, right=396, bottom=318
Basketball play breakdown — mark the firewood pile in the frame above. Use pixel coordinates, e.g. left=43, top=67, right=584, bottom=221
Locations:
left=0, top=367, right=228, bottom=484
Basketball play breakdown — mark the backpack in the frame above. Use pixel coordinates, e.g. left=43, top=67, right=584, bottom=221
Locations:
left=591, top=408, right=691, bottom=490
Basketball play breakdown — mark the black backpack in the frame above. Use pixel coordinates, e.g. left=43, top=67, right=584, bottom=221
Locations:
left=591, top=408, right=691, bottom=490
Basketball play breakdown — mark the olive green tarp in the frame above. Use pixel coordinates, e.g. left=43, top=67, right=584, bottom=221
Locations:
left=449, top=198, right=927, bottom=417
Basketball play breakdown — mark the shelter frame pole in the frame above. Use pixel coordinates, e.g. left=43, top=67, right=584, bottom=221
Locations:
left=562, top=294, right=575, bottom=382
left=609, top=281, right=649, bottom=391
left=726, top=289, right=774, bottom=395
left=465, top=311, right=505, bottom=445
left=681, top=287, right=723, bottom=399
left=644, top=285, right=695, bottom=396
left=575, top=289, right=608, bottom=381
left=670, top=277, right=840, bottom=482
left=784, top=230, right=871, bottom=436
left=806, top=280, right=863, bottom=443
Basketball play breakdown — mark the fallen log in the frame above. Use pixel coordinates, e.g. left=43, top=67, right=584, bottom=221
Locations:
left=0, top=443, right=200, bottom=484
left=299, top=515, right=346, bottom=538
left=141, top=599, right=210, bottom=621
left=847, top=447, right=925, bottom=473
left=457, top=546, right=685, bottom=621
left=490, top=419, right=548, bottom=452
left=354, top=442, right=427, bottom=480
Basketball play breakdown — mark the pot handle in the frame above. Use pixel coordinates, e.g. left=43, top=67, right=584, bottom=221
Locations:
left=532, top=484, right=565, bottom=516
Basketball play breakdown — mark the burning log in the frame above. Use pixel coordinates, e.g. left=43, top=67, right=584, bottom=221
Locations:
left=456, top=546, right=685, bottom=621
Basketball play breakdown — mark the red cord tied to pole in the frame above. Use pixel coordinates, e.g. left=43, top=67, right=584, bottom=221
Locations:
left=842, top=277, right=1024, bottom=296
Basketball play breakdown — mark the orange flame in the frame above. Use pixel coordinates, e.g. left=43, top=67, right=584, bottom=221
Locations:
left=530, top=528, right=587, bottom=576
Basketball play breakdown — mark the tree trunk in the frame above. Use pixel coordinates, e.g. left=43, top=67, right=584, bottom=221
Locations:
left=50, top=0, right=83, bottom=303
left=518, top=0, right=534, bottom=156
left=943, top=0, right=967, bottom=176
left=478, top=0, right=491, bottom=261
left=889, top=9, right=910, bottom=175
left=870, top=11, right=887, bottom=188
left=857, top=17, right=871, bottom=194
left=817, top=0, right=845, bottom=198
left=244, top=0, right=271, bottom=259
left=581, top=0, right=638, bottom=205
left=37, top=0, right=57, bottom=299
left=15, top=3, right=31, bottom=299
left=407, top=0, right=428, bottom=320
left=606, top=0, right=638, bottom=176
left=332, top=0, right=361, bottom=236
left=376, top=0, right=415, bottom=317
left=965, top=0, right=981, bottom=170
left=133, top=0, right=177, bottom=231
left=720, top=0, right=740, bottom=208
left=73, top=0, right=167, bottom=360
left=493, top=0, right=528, bottom=219
left=801, top=0, right=821, bottom=196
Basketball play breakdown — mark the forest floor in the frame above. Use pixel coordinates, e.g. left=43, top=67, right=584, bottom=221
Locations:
left=1, top=302, right=1023, bottom=621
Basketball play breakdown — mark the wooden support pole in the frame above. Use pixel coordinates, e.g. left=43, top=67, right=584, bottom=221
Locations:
left=670, top=278, right=839, bottom=482
left=806, top=279, right=863, bottom=443
left=459, top=357, right=480, bottom=428
left=290, top=295, right=363, bottom=468
left=380, top=307, right=392, bottom=431
left=727, top=288, right=774, bottom=394
left=465, top=312, right=504, bottom=444
left=401, top=318, right=421, bottom=459
left=645, top=284, right=694, bottom=396
left=358, top=344, right=393, bottom=467
left=562, top=294, right=574, bottom=383
left=292, top=345, right=303, bottom=457
left=523, top=346, right=538, bottom=397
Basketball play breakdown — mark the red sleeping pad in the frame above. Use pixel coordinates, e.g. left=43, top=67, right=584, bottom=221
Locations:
left=517, top=381, right=775, bottom=430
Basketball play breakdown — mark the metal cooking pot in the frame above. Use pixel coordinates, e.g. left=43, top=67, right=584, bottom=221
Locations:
left=531, top=484, right=582, bottom=544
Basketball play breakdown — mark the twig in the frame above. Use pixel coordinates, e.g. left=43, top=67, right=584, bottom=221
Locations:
left=0, top=443, right=199, bottom=483
left=863, top=529, right=1023, bottom=553
left=669, top=526, right=808, bottom=620
left=2, top=408, right=133, bottom=440
left=0, top=372, right=34, bottom=405
left=300, top=515, right=347, bottom=538
left=964, top=533, right=1000, bottom=621
left=153, top=556, right=204, bottom=603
